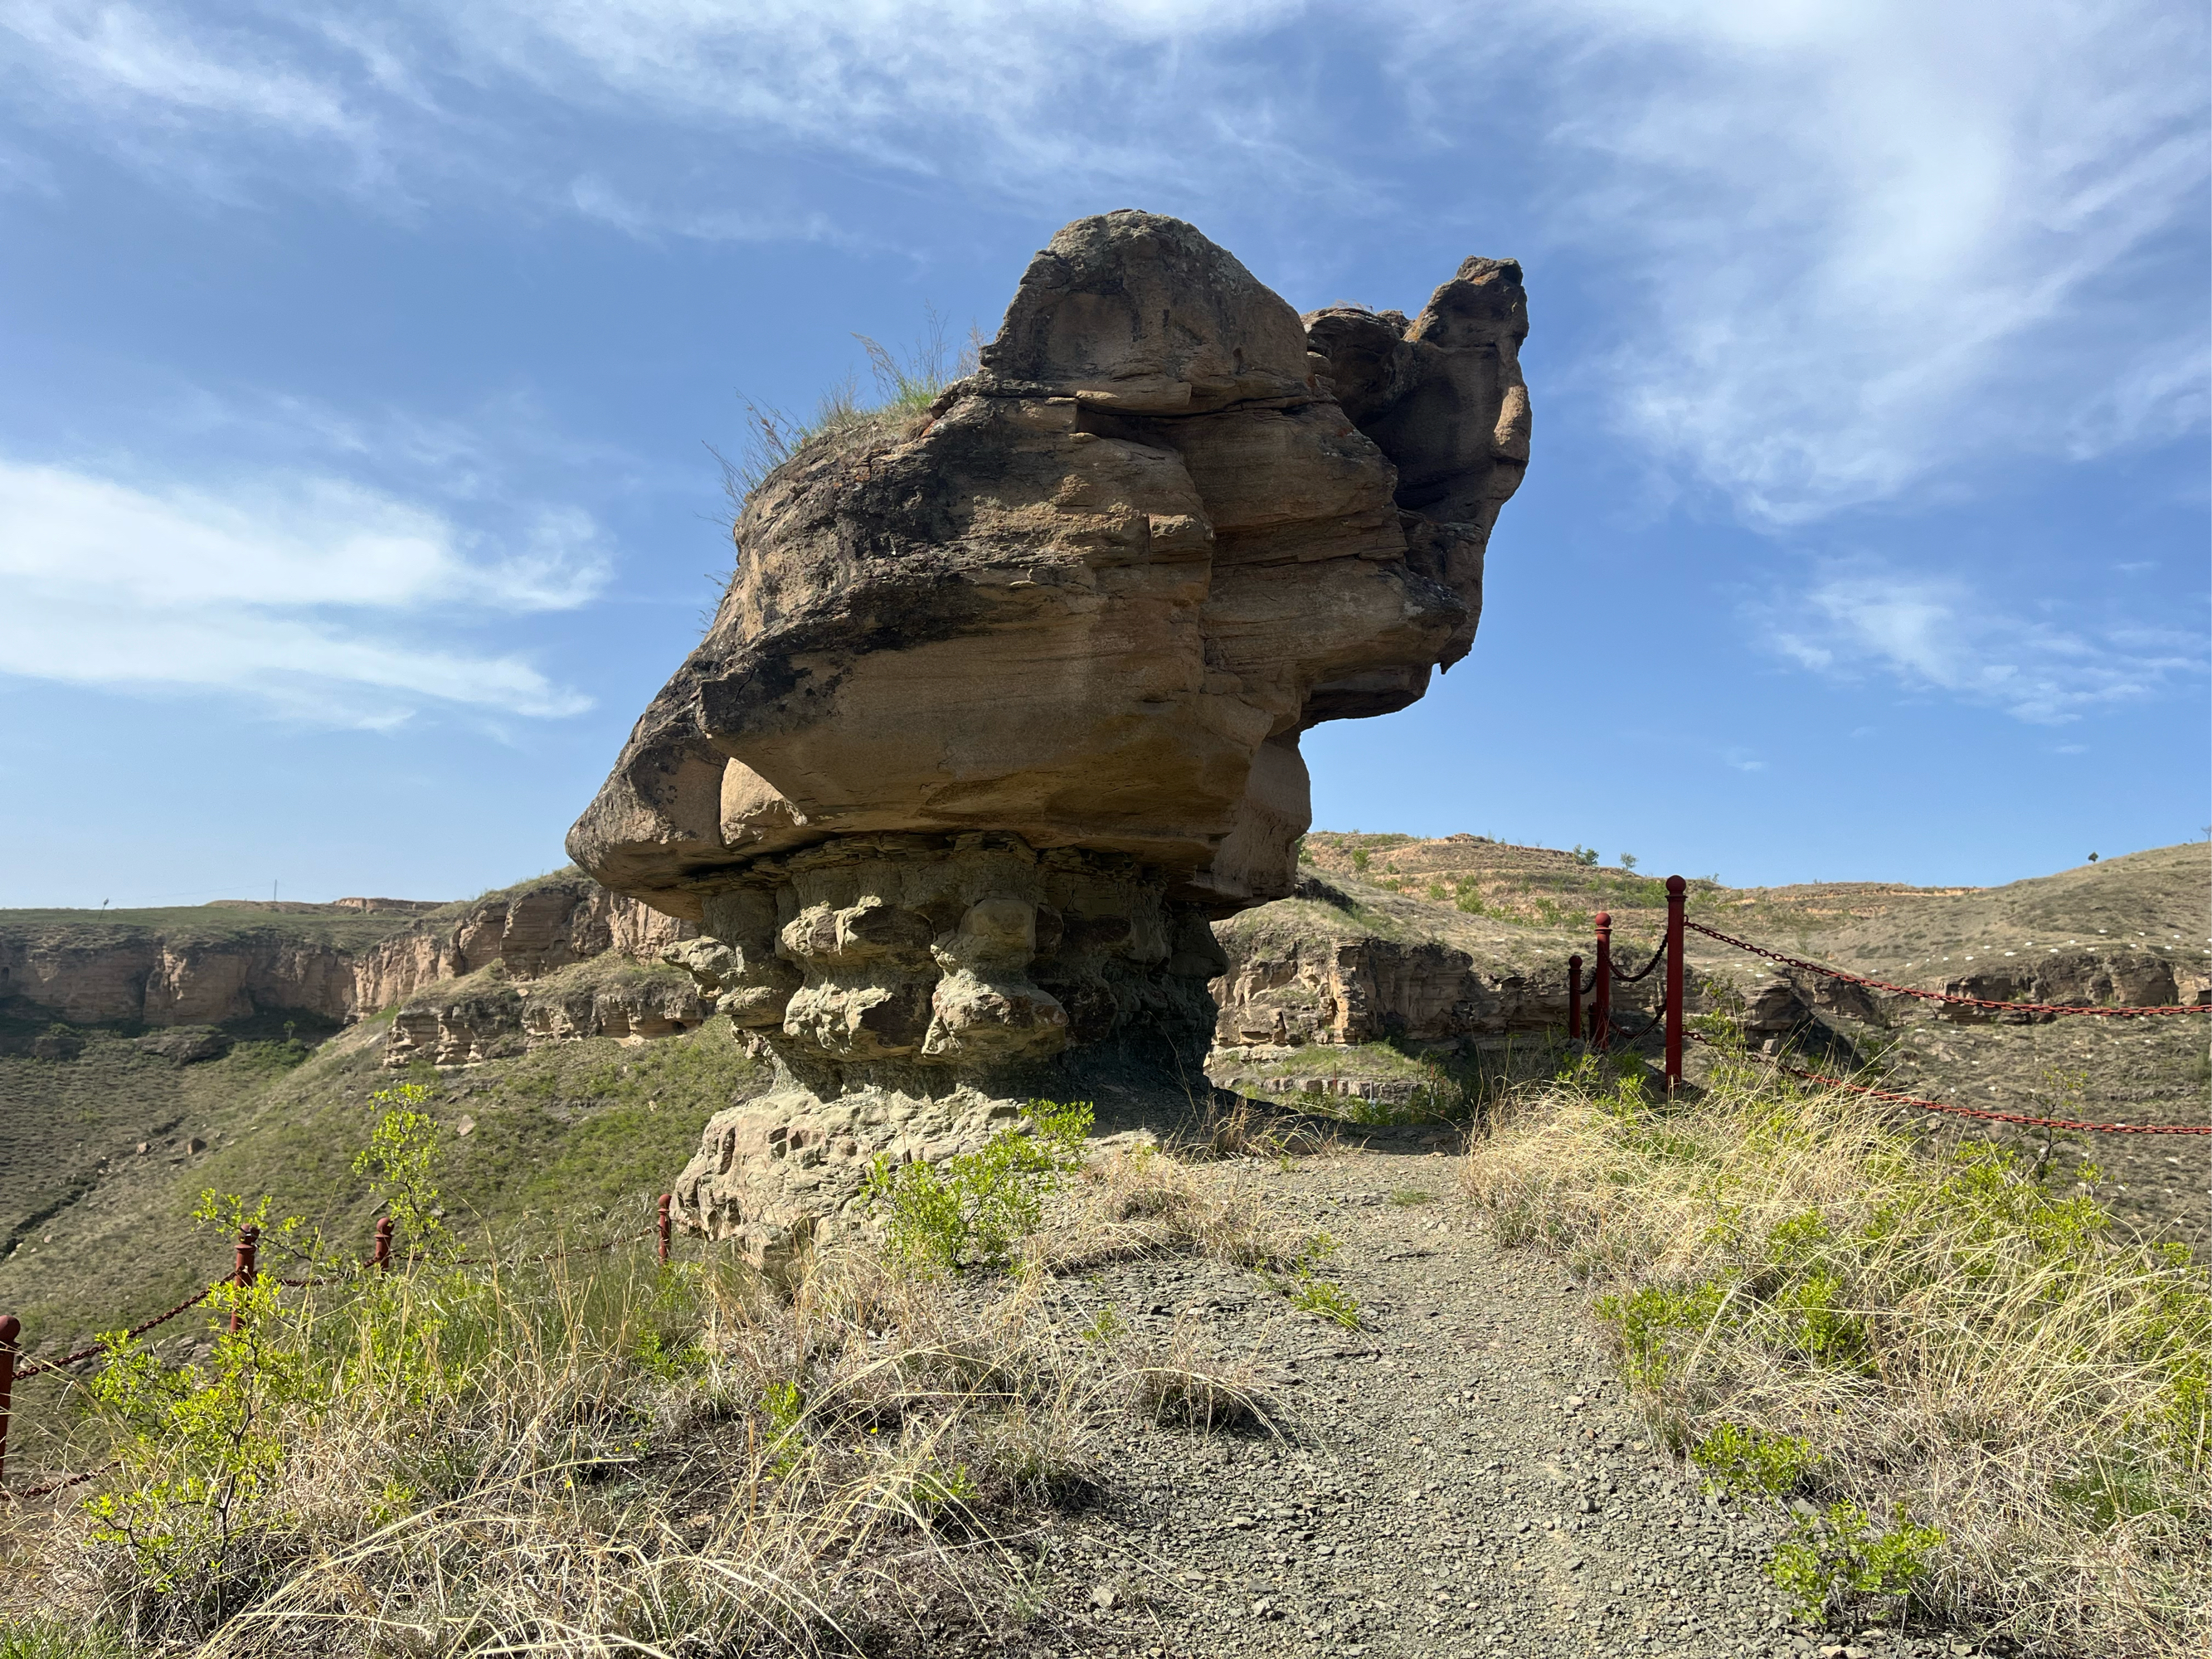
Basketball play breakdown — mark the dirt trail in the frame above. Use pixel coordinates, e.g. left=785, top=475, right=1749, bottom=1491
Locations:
left=1009, top=1134, right=1982, bottom=1659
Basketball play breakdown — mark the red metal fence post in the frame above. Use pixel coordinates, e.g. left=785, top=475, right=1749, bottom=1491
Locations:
left=1592, top=912, right=1612, bottom=1051
left=230, top=1226, right=259, bottom=1335
left=371, top=1217, right=393, bottom=1274
left=1567, top=954, right=1583, bottom=1041
left=0, top=1313, right=17, bottom=1488
left=1665, top=876, right=1686, bottom=1090
left=657, top=1194, right=673, bottom=1266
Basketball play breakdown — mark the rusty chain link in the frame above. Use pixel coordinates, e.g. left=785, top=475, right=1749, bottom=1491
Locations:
left=1685, top=920, right=2210, bottom=1018
left=0, top=1461, right=116, bottom=1502
left=1685, top=1029, right=2212, bottom=1135
left=1609, top=937, right=1668, bottom=985
left=10, top=1226, right=654, bottom=1384
left=13, top=1283, right=216, bottom=1380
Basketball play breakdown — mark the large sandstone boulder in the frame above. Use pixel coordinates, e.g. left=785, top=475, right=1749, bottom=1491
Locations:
left=567, top=212, right=1530, bottom=1253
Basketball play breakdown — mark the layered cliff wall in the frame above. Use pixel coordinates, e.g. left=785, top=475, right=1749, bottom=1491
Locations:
left=1207, top=878, right=1598, bottom=1050
left=0, top=874, right=694, bottom=1029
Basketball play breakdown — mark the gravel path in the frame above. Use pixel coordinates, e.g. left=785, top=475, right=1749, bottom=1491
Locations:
left=1003, top=1133, right=1986, bottom=1659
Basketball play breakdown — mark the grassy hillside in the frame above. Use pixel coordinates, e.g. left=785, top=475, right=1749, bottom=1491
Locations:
left=1274, top=836, right=2210, bottom=1245
left=0, top=867, right=608, bottom=959
left=1300, top=832, right=2210, bottom=986
left=0, top=1011, right=766, bottom=1470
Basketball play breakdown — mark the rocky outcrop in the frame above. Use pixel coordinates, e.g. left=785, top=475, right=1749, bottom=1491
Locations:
left=1937, top=949, right=2210, bottom=1023
left=382, top=957, right=713, bottom=1069
left=1208, top=926, right=1575, bottom=1048
left=571, top=215, right=1528, bottom=920
left=568, top=212, right=1531, bottom=1255
left=0, top=874, right=694, bottom=1030
left=350, top=877, right=694, bottom=1017
left=134, top=1027, right=234, bottom=1064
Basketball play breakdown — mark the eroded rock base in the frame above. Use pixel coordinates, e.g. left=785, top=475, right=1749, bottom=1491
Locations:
left=666, top=832, right=1227, bottom=1262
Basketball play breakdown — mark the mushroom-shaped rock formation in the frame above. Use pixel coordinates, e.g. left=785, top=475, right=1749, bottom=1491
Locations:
left=568, top=212, right=1529, bottom=1265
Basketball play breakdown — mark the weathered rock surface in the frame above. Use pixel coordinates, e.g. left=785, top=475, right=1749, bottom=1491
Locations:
left=570, top=212, right=1530, bottom=1249
left=1209, top=913, right=1575, bottom=1049
left=1937, top=949, right=2210, bottom=1022
left=0, top=874, right=693, bottom=1031
left=571, top=216, right=1531, bottom=1248
left=134, top=1026, right=234, bottom=1065
left=570, top=211, right=1526, bottom=917
left=382, top=956, right=712, bottom=1069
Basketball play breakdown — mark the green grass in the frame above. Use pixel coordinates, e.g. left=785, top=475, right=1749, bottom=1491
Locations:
left=0, top=1136, right=1281, bottom=1657
left=718, top=312, right=975, bottom=512
left=0, top=1015, right=766, bottom=1476
left=1462, top=1046, right=2211, bottom=1655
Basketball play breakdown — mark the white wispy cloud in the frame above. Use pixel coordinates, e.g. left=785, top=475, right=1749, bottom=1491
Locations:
left=1757, top=563, right=2208, bottom=724
left=0, top=1, right=388, bottom=195
left=1488, top=0, right=2211, bottom=523
left=6, top=1, right=2204, bottom=536
left=0, top=459, right=603, bottom=725
left=451, top=0, right=1326, bottom=198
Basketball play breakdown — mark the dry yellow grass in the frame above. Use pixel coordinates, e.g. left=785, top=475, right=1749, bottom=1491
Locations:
left=1461, top=1048, right=2211, bottom=1658
left=0, top=1151, right=1289, bottom=1657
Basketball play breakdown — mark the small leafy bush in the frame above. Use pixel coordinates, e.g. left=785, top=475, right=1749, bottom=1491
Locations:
left=864, top=1100, right=1094, bottom=1271
left=1266, top=1233, right=1362, bottom=1329
left=353, top=1085, right=451, bottom=1259
left=85, top=1285, right=316, bottom=1621
left=1692, top=1422, right=1818, bottom=1498
left=1770, top=1501, right=1945, bottom=1623
left=1289, top=1277, right=1363, bottom=1329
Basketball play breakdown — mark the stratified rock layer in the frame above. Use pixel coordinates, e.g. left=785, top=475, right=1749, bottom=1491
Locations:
left=568, top=212, right=1531, bottom=1251
left=0, top=876, right=691, bottom=1030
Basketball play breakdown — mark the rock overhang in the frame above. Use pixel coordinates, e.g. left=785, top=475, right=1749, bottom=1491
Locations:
left=568, top=210, right=1530, bottom=926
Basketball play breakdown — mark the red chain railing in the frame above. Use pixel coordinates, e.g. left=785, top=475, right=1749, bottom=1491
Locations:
left=1686, top=1030, right=2212, bottom=1136
left=1565, top=878, right=2206, bottom=1131
left=1683, top=920, right=2208, bottom=1018
left=0, top=1197, right=678, bottom=1496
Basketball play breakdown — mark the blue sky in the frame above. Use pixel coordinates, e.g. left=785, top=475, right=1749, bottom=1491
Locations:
left=1, top=0, right=2205, bottom=907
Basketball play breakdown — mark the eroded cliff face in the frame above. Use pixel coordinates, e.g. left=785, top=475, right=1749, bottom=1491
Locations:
left=0, top=877, right=694, bottom=1030
left=1937, top=951, right=2210, bottom=1021
left=382, top=958, right=713, bottom=1068
left=1208, top=919, right=1586, bottom=1049
left=566, top=212, right=1532, bottom=1265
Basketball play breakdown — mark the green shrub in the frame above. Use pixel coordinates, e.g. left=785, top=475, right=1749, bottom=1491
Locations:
left=352, top=1085, right=450, bottom=1260
left=1770, top=1501, right=1945, bottom=1623
left=863, top=1100, right=1093, bottom=1271
left=84, top=1271, right=318, bottom=1617
left=1692, top=1422, right=1818, bottom=1498
left=1288, top=1277, right=1362, bottom=1330
left=1266, top=1233, right=1361, bottom=1329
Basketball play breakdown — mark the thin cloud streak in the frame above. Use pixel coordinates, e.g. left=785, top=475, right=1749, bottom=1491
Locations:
left=1756, top=564, right=2208, bottom=725
left=7, top=0, right=2200, bottom=531
left=1500, top=0, right=2211, bottom=523
left=0, top=459, right=601, bottom=724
